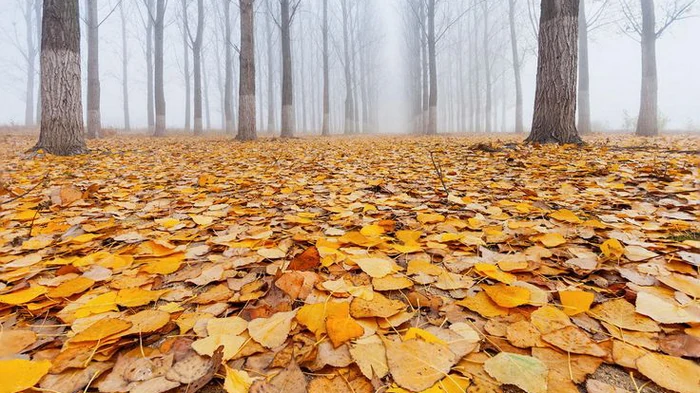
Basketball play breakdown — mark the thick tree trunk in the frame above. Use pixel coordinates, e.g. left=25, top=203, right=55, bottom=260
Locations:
left=508, top=0, right=523, bottom=134
left=636, top=0, right=658, bottom=136
left=237, top=0, right=256, bottom=140
left=146, top=0, right=155, bottom=132
left=322, top=0, right=330, bottom=135
left=341, top=0, right=355, bottom=135
left=266, top=4, right=276, bottom=133
left=32, top=0, right=86, bottom=155
left=526, top=0, right=582, bottom=144
left=85, top=0, right=100, bottom=139
left=482, top=2, right=491, bottom=134
left=24, top=1, right=37, bottom=127
left=426, top=0, right=437, bottom=135
left=224, top=0, right=234, bottom=134
left=280, top=0, right=295, bottom=137
left=120, top=2, right=130, bottom=131
left=182, top=0, right=191, bottom=132
left=577, top=0, right=591, bottom=135
left=153, top=0, right=166, bottom=136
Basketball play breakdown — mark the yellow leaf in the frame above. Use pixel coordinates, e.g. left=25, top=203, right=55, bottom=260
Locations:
left=474, top=263, right=516, bottom=284
left=47, top=277, right=94, bottom=298
left=360, top=224, right=385, bottom=237
left=483, top=284, right=531, bottom=308
left=636, top=352, right=700, bottom=393
left=536, top=233, right=567, bottom=248
left=198, top=174, right=217, bottom=186
left=353, top=256, right=398, bottom=278
left=74, top=291, right=118, bottom=318
left=116, top=287, right=166, bottom=307
left=257, top=247, right=287, bottom=259
left=190, top=214, right=215, bottom=226
left=456, top=291, right=509, bottom=318
left=384, top=337, right=456, bottom=392
left=72, top=318, right=132, bottom=342
left=224, top=366, right=258, bottom=393
left=0, top=359, right=52, bottom=393
left=0, top=286, right=46, bottom=305
left=549, top=209, right=582, bottom=224
left=21, top=235, right=53, bottom=250
left=559, top=290, right=595, bottom=316
left=417, top=213, right=445, bottom=224
left=0, top=330, right=37, bottom=357
left=141, top=254, right=184, bottom=275
left=65, top=233, right=100, bottom=244
left=156, top=217, right=181, bottom=228
left=248, top=310, right=297, bottom=348
left=192, top=334, right=246, bottom=361
left=403, top=327, right=447, bottom=345
left=484, top=352, right=547, bottom=393
left=600, top=239, right=624, bottom=259
left=123, top=309, right=171, bottom=335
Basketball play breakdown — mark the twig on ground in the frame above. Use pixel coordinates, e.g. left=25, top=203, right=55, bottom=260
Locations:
left=429, top=151, right=450, bottom=196
left=1, top=172, right=50, bottom=205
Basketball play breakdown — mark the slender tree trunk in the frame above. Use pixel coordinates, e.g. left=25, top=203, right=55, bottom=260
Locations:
left=526, top=0, right=582, bottom=144
left=223, top=0, right=233, bottom=134
left=508, top=0, right=523, bottom=134
left=472, top=9, right=481, bottom=132
left=32, top=0, right=86, bottom=155
left=266, top=4, right=276, bottom=133
left=35, top=1, right=42, bottom=125
left=237, top=0, right=256, bottom=140
left=341, top=0, right=354, bottom=135
left=189, top=0, right=204, bottom=135
left=24, top=1, right=36, bottom=127
left=636, top=0, right=658, bottom=136
left=154, top=0, right=166, bottom=136
left=321, top=0, right=330, bottom=135
left=419, top=1, right=429, bottom=134
left=120, top=2, right=130, bottom=131
left=426, top=0, right=437, bottom=135
left=146, top=0, right=155, bottom=132
left=85, top=0, right=100, bottom=139
left=182, top=0, right=191, bottom=132
left=577, top=0, right=591, bottom=135
left=202, top=49, right=212, bottom=130
left=280, top=0, right=295, bottom=137
left=482, top=2, right=491, bottom=134
left=299, top=19, right=308, bottom=132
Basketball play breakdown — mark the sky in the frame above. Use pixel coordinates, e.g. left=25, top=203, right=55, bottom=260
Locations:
left=0, top=0, right=698, bottom=133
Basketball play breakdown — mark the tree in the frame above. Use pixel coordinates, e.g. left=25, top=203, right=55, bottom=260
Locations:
left=181, top=0, right=192, bottom=132
left=321, top=0, right=329, bottom=136
left=16, top=0, right=41, bottom=127
left=85, top=0, right=101, bottom=139
left=265, top=0, right=276, bottom=133
left=224, top=0, right=234, bottom=134
left=279, top=0, right=301, bottom=138
left=426, top=0, right=437, bottom=135
left=482, top=1, right=491, bottom=134
left=508, top=0, right=524, bottom=134
left=621, top=0, right=694, bottom=136
left=526, top=0, right=582, bottom=144
left=185, top=0, right=205, bottom=135
left=31, top=0, right=87, bottom=155
left=120, top=2, right=131, bottom=131
left=341, top=0, right=355, bottom=135
left=142, top=0, right=155, bottom=132
left=154, top=0, right=166, bottom=136
left=238, top=0, right=257, bottom=140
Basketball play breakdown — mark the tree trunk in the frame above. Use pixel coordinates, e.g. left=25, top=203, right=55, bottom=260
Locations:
left=224, top=0, right=234, bottom=134
left=577, top=0, right=591, bottom=135
left=341, top=0, right=355, bottom=135
left=237, top=0, right=256, bottom=140
left=153, top=0, right=166, bottom=136
left=189, top=0, right=204, bottom=135
left=24, top=1, right=37, bottom=127
left=35, top=0, right=42, bottom=125
left=426, top=0, right=437, bottom=135
left=280, top=0, right=295, bottom=137
left=202, top=49, right=212, bottom=130
left=32, top=0, right=86, bottom=155
left=182, top=0, right=191, bottom=132
left=472, top=8, right=481, bottom=133
left=266, top=3, right=276, bottom=133
left=508, top=0, right=523, bottom=134
left=85, top=0, right=100, bottom=139
left=636, top=0, right=658, bottom=136
left=321, top=0, right=330, bottom=135
left=299, top=19, right=308, bottom=133
left=146, top=0, right=155, bottom=132
left=526, top=0, right=582, bottom=144
left=120, top=2, right=130, bottom=131
left=482, top=2, right=491, bottom=134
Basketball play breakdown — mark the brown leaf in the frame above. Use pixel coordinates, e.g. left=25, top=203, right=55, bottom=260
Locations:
left=287, top=246, right=320, bottom=271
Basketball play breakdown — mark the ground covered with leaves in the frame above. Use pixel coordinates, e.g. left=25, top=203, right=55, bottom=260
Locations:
left=0, top=135, right=698, bottom=393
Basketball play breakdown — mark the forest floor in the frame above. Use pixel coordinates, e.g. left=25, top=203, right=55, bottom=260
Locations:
left=0, top=134, right=698, bottom=393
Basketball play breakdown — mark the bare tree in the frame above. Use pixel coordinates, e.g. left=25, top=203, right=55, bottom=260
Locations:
left=321, top=0, right=330, bottom=135
left=154, top=0, right=166, bottom=136
left=508, top=0, right=524, bottom=134
left=526, top=0, right=582, bottom=144
left=620, top=0, right=695, bottom=136
left=341, top=0, right=355, bottom=135
left=15, top=0, right=41, bottom=127
left=238, top=0, right=257, bottom=140
left=85, top=0, right=100, bottom=139
left=31, top=0, right=86, bottom=155
left=181, top=0, right=192, bottom=132
left=185, top=0, right=205, bottom=135
left=279, top=0, right=301, bottom=137
left=266, top=0, right=276, bottom=133
left=224, top=0, right=234, bottom=134
left=120, top=2, right=131, bottom=131
left=142, top=0, right=155, bottom=132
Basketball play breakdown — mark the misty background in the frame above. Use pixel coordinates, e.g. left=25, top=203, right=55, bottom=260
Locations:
left=0, top=0, right=698, bottom=134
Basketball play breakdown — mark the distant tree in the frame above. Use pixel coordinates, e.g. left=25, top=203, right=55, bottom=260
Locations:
left=85, top=0, right=101, bottom=139
left=180, top=0, right=192, bottom=132
left=224, top=0, right=234, bottom=134
left=508, top=0, right=524, bottom=134
left=341, top=0, right=355, bottom=135
left=119, top=2, right=130, bottom=131
left=620, top=0, right=695, bottom=136
left=185, top=0, right=205, bottom=135
left=31, top=0, right=87, bottom=155
left=265, top=0, right=276, bottom=133
left=279, top=0, right=301, bottom=138
left=238, top=0, right=257, bottom=140
left=154, top=0, right=166, bottom=136
left=321, top=0, right=330, bottom=136
left=526, top=0, right=582, bottom=144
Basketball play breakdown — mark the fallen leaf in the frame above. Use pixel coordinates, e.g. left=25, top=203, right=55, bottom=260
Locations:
left=636, top=352, right=700, bottom=393
left=384, top=336, right=456, bottom=391
left=483, top=352, right=548, bottom=393
left=0, top=359, right=52, bottom=393
left=248, top=310, right=297, bottom=348
left=483, top=284, right=531, bottom=308
left=559, top=290, right=595, bottom=316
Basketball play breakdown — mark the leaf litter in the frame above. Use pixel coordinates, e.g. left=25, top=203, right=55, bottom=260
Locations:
left=0, top=135, right=698, bottom=393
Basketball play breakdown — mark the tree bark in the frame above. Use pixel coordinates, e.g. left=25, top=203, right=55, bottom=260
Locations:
left=426, top=0, right=437, bottom=135
left=120, top=2, right=130, bottom=131
left=189, top=0, right=204, bottom=135
left=321, top=0, right=330, bottom=135
left=182, top=0, right=191, bottom=132
left=508, top=0, right=523, bottom=134
left=32, top=0, right=87, bottom=155
left=341, top=0, right=355, bottom=135
left=280, top=0, right=295, bottom=137
left=482, top=2, right=491, bottom=134
left=237, top=0, right=256, bottom=140
left=636, top=0, right=658, bottom=136
left=202, top=49, right=212, bottom=130
left=577, top=0, right=591, bottom=135
left=85, top=0, right=100, bottom=139
left=526, top=0, right=582, bottom=144
left=266, top=2, right=276, bottom=133
left=153, top=0, right=166, bottom=136
left=146, top=0, right=155, bottom=132
left=224, top=0, right=234, bottom=134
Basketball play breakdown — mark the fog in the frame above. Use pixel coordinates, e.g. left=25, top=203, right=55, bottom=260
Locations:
left=0, top=0, right=698, bottom=133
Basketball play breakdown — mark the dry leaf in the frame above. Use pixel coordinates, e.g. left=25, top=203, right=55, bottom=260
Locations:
left=483, top=352, right=548, bottom=393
